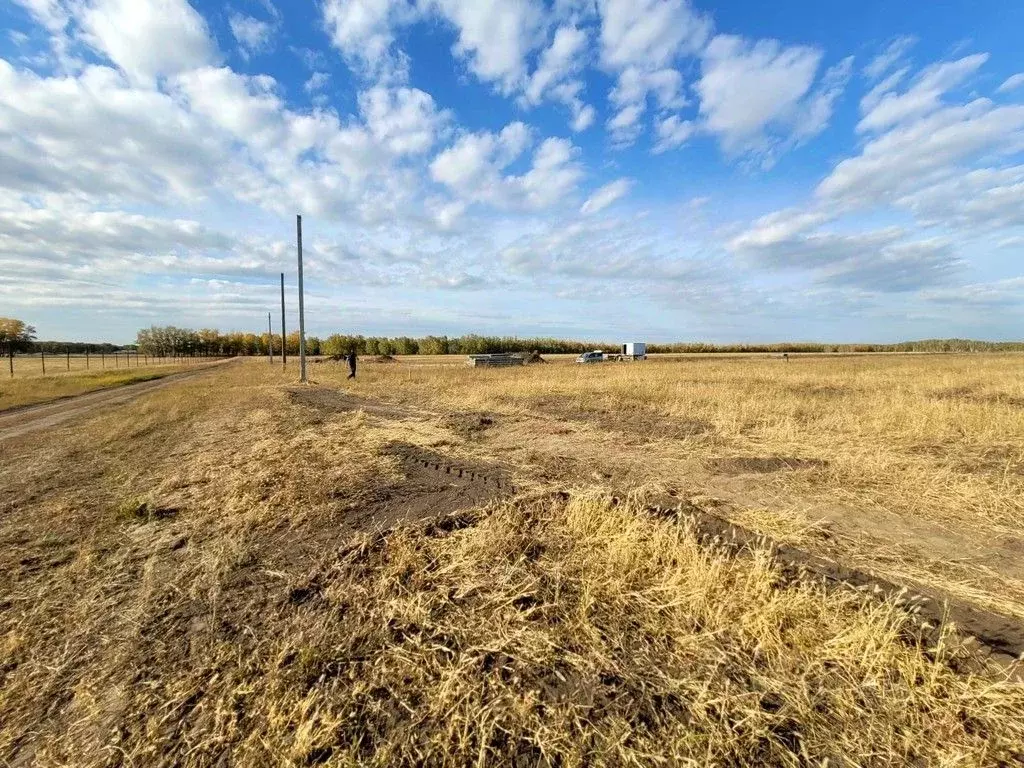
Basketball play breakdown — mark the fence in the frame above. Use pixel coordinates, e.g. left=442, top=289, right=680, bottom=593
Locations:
left=6, top=351, right=212, bottom=379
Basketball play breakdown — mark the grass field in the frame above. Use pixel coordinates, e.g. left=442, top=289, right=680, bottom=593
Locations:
left=0, top=354, right=1021, bottom=766
left=0, top=360, right=204, bottom=411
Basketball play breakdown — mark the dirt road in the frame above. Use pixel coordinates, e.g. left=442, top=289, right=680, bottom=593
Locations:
left=0, top=362, right=232, bottom=443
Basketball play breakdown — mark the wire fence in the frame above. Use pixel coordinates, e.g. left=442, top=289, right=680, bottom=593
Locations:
left=6, top=351, right=214, bottom=379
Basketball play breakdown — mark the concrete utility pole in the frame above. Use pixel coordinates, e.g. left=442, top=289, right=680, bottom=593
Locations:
left=296, top=214, right=307, bottom=383
left=268, top=313, right=274, bottom=364
left=280, top=272, right=287, bottom=367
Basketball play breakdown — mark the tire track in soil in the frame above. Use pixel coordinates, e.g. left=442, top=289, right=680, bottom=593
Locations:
left=644, top=497, right=1024, bottom=677
left=291, top=387, right=1023, bottom=675
left=340, top=443, right=516, bottom=532
left=373, top=438, right=1024, bottom=674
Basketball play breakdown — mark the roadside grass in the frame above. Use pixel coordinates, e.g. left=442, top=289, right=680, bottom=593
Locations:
left=0, top=365, right=198, bottom=411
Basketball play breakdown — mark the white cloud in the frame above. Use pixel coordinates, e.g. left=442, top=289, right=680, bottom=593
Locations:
left=359, top=86, right=450, bottom=155
left=652, top=114, right=695, bottom=153
left=997, top=73, right=1024, bottom=94
left=304, top=71, right=330, bottom=92
left=857, top=54, right=989, bottom=133
left=524, top=25, right=588, bottom=104
left=522, top=25, right=596, bottom=131
left=895, top=165, right=1024, bottom=231
left=77, top=0, right=218, bottom=85
left=789, top=55, right=854, bottom=146
left=922, top=277, right=1024, bottom=307
left=569, top=102, right=596, bottom=132
left=596, top=0, right=707, bottom=149
left=0, top=205, right=232, bottom=271
left=819, top=100, right=1024, bottom=208
left=430, top=123, right=532, bottom=192
left=321, top=0, right=418, bottom=79
left=580, top=178, right=633, bottom=215
left=430, top=124, right=582, bottom=211
left=229, top=11, right=275, bottom=58
left=598, top=0, right=710, bottom=69
left=861, top=67, right=909, bottom=114
left=0, top=60, right=222, bottom=203
left=607, top=103, right=644, bottom=145
left=729, top=214, right=961, bottom=292
left=10, top=0, right=69, bottom=33
left=696, top=35, right=844, bottom=163
left=431, top=0, right=546, bottom=93
left=610, top=66, right=685, bottom=110
left=863, top=35, right=916, bottom=80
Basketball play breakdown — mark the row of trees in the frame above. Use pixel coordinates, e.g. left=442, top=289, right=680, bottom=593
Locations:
left=7, top=319, right=1024, bottom=359
left=135, top=326, right=326, bottom=357
left=135, top=327, right=1024, bottom=357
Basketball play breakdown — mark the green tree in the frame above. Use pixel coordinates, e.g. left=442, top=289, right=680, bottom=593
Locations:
left=1, top=317, right=37, bottom=376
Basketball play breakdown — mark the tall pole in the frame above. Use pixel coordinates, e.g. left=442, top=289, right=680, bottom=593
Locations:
left=280, top=272, right=287, bottom=367
left=268, top=313, right=274, bottom=364
left=296, top=214, right=307, bottom=383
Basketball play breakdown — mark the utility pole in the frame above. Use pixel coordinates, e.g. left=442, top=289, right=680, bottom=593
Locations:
left=296, top=214, right=307, bottom=383
left=280, top=272, right=287, bottom=367
left=268, top=313, right=274, bottom=364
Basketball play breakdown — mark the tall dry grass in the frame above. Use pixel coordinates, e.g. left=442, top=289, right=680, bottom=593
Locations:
left=1, top=360, right=1022, bottom=766
left=323, top=354, right=1024, bottom=619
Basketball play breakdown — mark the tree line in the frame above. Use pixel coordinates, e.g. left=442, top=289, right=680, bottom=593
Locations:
left=5, top=319, right=1024, bottom=358
left=133, top=327, right=1024, bottom=357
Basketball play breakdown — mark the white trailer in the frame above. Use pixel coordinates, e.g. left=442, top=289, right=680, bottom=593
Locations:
left=618, top=342, right=647, bottom=361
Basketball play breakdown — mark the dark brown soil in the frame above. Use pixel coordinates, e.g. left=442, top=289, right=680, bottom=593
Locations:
left=532, top=398, right=712, bottom=443
left=287, top=386, right=412, bottom=419
left=441, top=412, right=498, bottom=439
left=342, top=443, right=512, bottom=531
left=706, top=456, right=828, bottom=475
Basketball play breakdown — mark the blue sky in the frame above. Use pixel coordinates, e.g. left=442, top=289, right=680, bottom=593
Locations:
left=1, top=0, right=1022, bottom=343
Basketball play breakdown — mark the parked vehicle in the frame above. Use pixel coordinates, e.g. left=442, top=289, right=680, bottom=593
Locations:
left=619, top=342, right=647, bottom=360
left=575, top=350, right=605, bottom=364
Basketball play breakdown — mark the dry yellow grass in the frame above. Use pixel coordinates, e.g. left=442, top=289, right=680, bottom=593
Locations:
left=330, top=354, right=1024, bottom=620
left=0, top=363, right=197, bottom=411
left=0, top=358, right=1022, bottom=766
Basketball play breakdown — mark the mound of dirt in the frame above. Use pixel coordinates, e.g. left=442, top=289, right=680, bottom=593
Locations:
left=374, top=354, right=397, bottom=363
left=706, top=456, right=828, bottom=475
left=522, top=350, right=547, bottom=364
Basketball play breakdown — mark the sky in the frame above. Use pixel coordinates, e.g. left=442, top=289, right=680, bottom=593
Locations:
left=1, top=0, right=1023, bottom=344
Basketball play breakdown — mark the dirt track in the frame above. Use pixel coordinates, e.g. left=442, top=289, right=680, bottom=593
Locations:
left=0, top=362, right=231, bottom=443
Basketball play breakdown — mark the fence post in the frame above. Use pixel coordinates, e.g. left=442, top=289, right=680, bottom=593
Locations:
left=114, top=353, right=118, bottom=368
left=41, top=349, right=45, bottom=375
left=86, top=350, right=89, bottom=370
left=101, top=351, right=105, bottom=369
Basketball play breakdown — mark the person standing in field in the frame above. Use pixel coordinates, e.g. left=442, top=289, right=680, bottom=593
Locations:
left=347, top=349, right=357, bottom=380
